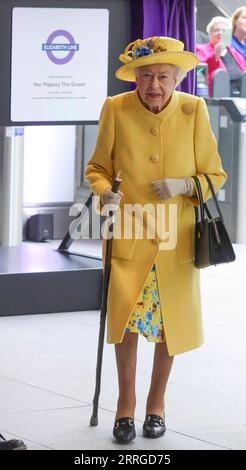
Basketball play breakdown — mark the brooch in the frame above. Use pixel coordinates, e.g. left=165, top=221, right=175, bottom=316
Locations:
left=181, top=103, right=195, bottom=115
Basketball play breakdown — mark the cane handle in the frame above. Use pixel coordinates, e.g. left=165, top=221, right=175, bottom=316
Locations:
left=111, top=171, right=122, bottom=193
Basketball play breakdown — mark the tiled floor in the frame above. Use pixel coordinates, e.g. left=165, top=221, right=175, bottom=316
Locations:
left=0, top=242, right=245, bottom=450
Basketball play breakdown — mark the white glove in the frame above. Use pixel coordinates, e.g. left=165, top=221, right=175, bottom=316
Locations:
left=100, top=188, right=123, bottom=214
left=151, top=178, right=195, bottom=199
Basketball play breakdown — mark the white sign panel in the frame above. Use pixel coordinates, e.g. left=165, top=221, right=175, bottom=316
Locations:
left=11, top=8, right=109, bottom=122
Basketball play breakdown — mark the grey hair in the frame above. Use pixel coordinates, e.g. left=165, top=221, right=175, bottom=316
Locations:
left=135, top=65, right=187, bottom=87
left=206, top=16, right=231, bottom=35
left=174, top=66, right=187, bottom=86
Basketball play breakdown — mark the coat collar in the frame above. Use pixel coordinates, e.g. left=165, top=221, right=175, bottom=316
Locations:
left=130, top=89, right=179, bottom=122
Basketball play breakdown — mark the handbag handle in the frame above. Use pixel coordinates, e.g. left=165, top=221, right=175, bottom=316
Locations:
left=204, top=174, right=224, bottom=223
left=192, top=175, right=205, bottom=225
left=192, top=174, right=224, bottom=225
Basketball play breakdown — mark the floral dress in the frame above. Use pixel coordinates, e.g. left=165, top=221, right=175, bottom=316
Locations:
left=125, top=264, right=165, bottom=343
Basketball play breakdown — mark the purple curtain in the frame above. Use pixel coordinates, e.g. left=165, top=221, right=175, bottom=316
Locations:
left=143, top=0, right=196, bottom=94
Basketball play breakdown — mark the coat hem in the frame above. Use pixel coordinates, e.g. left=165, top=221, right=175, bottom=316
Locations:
left=167, top=336, right=204, bottom=356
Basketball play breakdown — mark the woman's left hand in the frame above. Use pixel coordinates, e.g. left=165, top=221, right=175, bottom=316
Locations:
left=151, top=178, right=195, bottom=199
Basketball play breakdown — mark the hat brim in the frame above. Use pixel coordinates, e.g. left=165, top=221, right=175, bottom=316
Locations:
left=115, top=51, right=199, bottom=82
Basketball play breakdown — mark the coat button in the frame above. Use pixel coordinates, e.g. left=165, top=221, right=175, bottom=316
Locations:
left=151, top=127, right=159, bottom=135
left=149, top=155, right=159, bottom=162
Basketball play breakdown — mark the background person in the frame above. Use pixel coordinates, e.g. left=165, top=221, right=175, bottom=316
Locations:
left=231, top=6, right=246, bottom=60
left=196, top=16, right=246, bottom=96
left=86, top=36, right=227, bottom=444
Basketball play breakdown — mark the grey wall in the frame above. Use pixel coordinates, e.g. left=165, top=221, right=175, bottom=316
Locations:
left=196, top=0, right=225, bottom=33
left=212, top=0, right=245, bottom=16
left=0, top=128, right=5, bottom=237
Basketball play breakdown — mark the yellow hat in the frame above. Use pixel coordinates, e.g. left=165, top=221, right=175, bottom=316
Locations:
left=115, top=36, right=199, bottom=82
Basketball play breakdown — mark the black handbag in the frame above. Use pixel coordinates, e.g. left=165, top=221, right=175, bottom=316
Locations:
left=192, top=174, right=236, bottom=268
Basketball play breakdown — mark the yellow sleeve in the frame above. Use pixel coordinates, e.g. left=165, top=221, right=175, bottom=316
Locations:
left=85, top=96, right=115, bottom=197
left=190, top=97, right=227, bottom=206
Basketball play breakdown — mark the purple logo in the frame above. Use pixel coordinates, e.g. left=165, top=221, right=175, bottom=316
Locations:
left=42, top=30, right=79, bottom=65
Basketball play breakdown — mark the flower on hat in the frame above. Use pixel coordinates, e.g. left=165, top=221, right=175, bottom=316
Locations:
left=131, top=45, right=154, bottom=59
left=120, top=37, right=168, bottom=64
left=145, top=37, right=168, bottom=53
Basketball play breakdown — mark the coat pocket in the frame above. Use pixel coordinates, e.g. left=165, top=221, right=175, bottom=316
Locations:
left=102, top=237, right=137, bottom=261
left=102, top=207, right=140, bottom=261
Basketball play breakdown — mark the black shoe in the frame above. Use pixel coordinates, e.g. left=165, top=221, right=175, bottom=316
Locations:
left=0, top=433, right=27, bottom=450
left=113, top=417, right=136, bottom=444
left=143, top=414, right=166, bottom=438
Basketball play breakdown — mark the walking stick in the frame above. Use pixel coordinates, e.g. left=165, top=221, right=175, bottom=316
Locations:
left=90, top=171, right=122, bottom=426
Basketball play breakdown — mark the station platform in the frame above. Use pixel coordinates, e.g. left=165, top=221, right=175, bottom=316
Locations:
left=0, top=243, right=245, bottom=450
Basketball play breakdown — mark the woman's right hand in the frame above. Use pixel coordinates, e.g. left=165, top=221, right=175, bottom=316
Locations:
left=100, top=188, right=123, bottom=214
left=214, top=42, right=227, bottom=60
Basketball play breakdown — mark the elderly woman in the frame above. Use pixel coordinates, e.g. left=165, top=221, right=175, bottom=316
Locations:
left=231, top=6, right=246, bottom=60
left=196, top=16, right=246, bottom=96
left=85, top=36, right=227, bottom=444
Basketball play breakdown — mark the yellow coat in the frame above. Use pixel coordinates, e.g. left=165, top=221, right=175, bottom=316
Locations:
left=85, top=89, right=227, bottom=355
